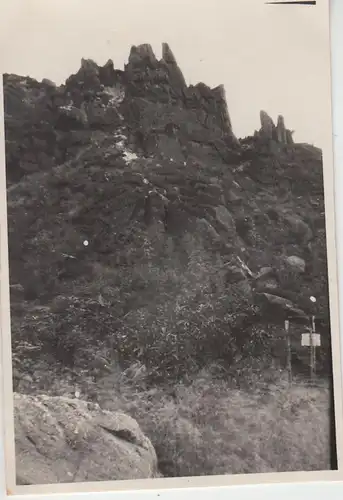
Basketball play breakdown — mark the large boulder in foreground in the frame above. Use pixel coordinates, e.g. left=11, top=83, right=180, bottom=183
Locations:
left=14, top=393, right=158, bottom=485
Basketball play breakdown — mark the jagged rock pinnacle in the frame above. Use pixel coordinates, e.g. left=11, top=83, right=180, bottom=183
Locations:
left=103, top=59, right=115, bottom=70
left=160, top=42, right=187, bottom=89
left=162, top=43, right=177, bottom=65
left=213, top=85, right=233, bottom=132
left=81, top=58, right=99, bottom=73
left=286, top=129, right=294, bottom=145
left=260, top=110, right=275, bottom=140
left=128, top=44, right=158, bottom=66
left=276, top=115, right=287, bottom=144
left=258, top=111, right=294, bottom=146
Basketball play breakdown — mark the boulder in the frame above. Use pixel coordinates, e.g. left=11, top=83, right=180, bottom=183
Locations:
left=14, top=393, right=158, bottom=485
left=256, top=292, right=308, bottom=321
left=9, top=283, right=25, bottom=300
left=285, top=255, right=306, bottom=273
left=196, top=218, right=221, bottom=244
left=253, top=267, right=279, bottom=290
left=214, top=205, right=236, bottom=237
left=255, top=267, right=274, bottom=280
left=41, top=78, right=56, bottom=88
left=224, top=265, right=247, bottom=284
left=284, top=214, right=313, bottom=243
left=56, top=104, right=88, bottom=130
left=86, top=101, right=122, bottom=128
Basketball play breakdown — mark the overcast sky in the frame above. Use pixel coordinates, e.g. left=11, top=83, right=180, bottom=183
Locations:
left=0, top=0, right=332, bottom=147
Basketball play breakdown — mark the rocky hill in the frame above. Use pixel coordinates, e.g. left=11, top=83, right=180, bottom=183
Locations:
left=3, top=43, right=333, bottom=388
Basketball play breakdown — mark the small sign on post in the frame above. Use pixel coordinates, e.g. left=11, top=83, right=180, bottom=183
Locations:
left=301, top=333, right=321, bottom=347
left=300, top=314, right=320, bottom=383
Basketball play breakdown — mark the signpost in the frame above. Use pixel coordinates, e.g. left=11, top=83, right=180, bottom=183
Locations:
left=285, top=297, right=321, bottom=387
left=312, top=315, right=318, bottom=381
left=300, top=313, right=320, bottom=384
left=301, top=333, right=321, bottom=347
left=284, top=319, right=292, bottom=385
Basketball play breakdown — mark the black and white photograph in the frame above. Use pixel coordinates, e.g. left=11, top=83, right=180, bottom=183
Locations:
left=0, top=0, right=342, bottom=492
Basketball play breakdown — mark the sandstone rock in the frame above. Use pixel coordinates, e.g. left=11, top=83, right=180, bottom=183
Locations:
left=253, top=267, right=279, bottom=290
left=255, top=267, right=274, bottom=279
left=256, top=292, right=308, bottom=320
left=81, top=58, right=99, bottom=73
left=257, top=111, right=294, bottom=147
left=41, top=78, right=56, bottom=88
left=128, top=44, right=159, bottom=67
left=286, top=129, right=294, bottom=145
left=285, top=255, right=306, bottom=273
left=65, top=59, right=101, bottom=93
left=276, top=115, right=287, bottom=144
left=259, top=110, right=276, bottom=140
left=284, top=214, right=313, bottom=243
left=236, top=279, right=252, bottom=297
left=56, top=104, right=88, bottom=130
left=224, top=265, right=247, bottom=283
left=86, top=100, right=122, bottom=129
left=99, top=59, right=122, bottom=87
left=10, top=283, right=25, bottom=293
left=196, top=218, right=221, bottom=244
left=161, top=42, right=187, bottom=90
left=255, top=277, right=279, bottom=290
left=212, top=85, right=233, bottom=130
left=14, top=393, right=158, bottom=485
left=214, top=205, right=236, bottom=237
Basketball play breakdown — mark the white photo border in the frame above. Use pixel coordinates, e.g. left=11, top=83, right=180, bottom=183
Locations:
left=1, top=0, right=343, bottom=498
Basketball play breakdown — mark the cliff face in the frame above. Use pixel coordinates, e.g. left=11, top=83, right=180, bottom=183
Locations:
left=3, top=44, right=332, bottom=384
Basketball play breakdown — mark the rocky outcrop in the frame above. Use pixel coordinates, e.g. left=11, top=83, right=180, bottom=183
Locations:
left=256, top=110, right=294, bottom=147
left=4, top=43, right=240, bottom=184
left=254, top=292, right=309, bottom=323
left=4, top=43, right=331, bottom=381
left=259, top=110, right=275, bottom=141
left=14, top=393, right=158, bottom=485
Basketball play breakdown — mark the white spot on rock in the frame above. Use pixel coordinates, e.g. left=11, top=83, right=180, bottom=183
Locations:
left=123, top=150, right=138, bottom=164
left=83, top=240, right=89, bottom=247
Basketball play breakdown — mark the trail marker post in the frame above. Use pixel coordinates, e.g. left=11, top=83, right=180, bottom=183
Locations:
left=311, top=315, right=317, bottom=380
left=309, top=297, right=317, bottom=383
left=285, top=319, right=292, bottom=385
left=300, top=295, right=319, bottom=384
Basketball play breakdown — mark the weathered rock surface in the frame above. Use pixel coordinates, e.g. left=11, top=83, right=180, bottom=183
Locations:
left=257, top=110, right=294, bottom=147
left=285, top=255, right=306, bottom=273
left=14, top=393, right=158, bottom=485
left=259, top=110, right=276, bottom=141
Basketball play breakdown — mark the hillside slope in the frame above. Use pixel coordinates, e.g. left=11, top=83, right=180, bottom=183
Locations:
left=4, top=43, right=332, bottom=386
